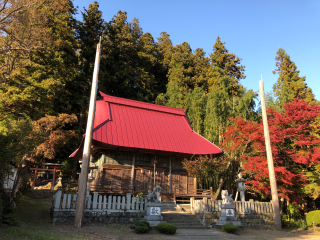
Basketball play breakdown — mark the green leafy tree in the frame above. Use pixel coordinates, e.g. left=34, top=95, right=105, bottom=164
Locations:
left=185, top=87, right=207, bottom=134
left=265, top=91, right=282, bottom=112
left=0, top=0, right=78, bottom=122
left=203, top=77, right=257, bottom=145
left=272, top=48, right=317, bottom=106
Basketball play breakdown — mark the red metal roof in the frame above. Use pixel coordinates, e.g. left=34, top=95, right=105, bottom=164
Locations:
left=70, top=92, right=223, bottom=158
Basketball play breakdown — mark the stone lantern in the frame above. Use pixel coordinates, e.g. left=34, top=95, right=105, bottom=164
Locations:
left=235, top=172, right=247, bottom=201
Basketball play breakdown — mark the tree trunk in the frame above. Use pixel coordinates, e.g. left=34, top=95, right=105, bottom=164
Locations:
left=10, top=161, right=29, bottom=200
left=212, top=161, right=231, bottom=200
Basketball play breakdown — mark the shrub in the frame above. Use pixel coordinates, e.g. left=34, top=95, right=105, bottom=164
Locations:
left=134, top=224, right=149, bottom=234
left=134, top=221, right=150, bottom=233
left=222, top=224, right=237, bottom=234
left=306, top=210, right=320, bottom=227
left=130, top=225, right=135, bottom=229
left=139, top=221, right=150, bottom=229
left=157, top=223, right=177, bottom=234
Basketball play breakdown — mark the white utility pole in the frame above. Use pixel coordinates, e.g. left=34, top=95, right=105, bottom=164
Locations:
left=259, top=76, right=282, bottom=230
left=74, top=37, right=102, bottom=228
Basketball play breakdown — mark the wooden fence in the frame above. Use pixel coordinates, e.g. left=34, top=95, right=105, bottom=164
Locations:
left=52, top=190, right=146, bottom=212
left=191, top=197, right=273, bottom=214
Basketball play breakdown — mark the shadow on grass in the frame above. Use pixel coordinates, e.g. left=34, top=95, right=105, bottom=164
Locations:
left=0, top=192, right=87, bottom=240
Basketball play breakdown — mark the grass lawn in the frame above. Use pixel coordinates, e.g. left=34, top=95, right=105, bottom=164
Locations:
left=0, top=194, right=86, bottom=240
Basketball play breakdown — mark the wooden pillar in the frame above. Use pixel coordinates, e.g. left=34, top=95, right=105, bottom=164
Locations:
left=51, top=166, right=57, bottom=190
left=130, top=154, right=135, bottom=192
left=259, top=78, right=282, bottom=230
left=169, top=158, right=172, bottom=193
left=74, top=38, right=102, bottom=228
left=32, top=165, right=39, bottom=189
left=194, top=177, right=197, bottom=192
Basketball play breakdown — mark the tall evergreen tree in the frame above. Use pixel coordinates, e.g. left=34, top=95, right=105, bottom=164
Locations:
left=156, top=42, right=210, bottom=108
left=272, top=48, right=317, bottom=106
left=100, top=11, right=167, bottom=103
left=208, top=36, right=245, bottom=94
left=75, top=1, right=105, bottom=128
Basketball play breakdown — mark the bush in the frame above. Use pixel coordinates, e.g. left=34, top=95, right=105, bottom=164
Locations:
left=306, top=210, right=320, bottom=227
left=134, top=224, right=149, bottom=234
left=157, top=223, right=177, bottom=234
left=130, top=225, right=135, bottom=229
left=134, top=221, right=150, bottom=233
left=222, top=224, right=237, bottom=234
left=139, top=221, right=150, bottom=229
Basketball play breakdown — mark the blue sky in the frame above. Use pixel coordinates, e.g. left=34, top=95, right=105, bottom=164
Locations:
left=73, top=0, right=320, bottom=101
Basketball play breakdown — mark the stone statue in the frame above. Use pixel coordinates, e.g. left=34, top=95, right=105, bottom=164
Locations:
left=221, top=190, right=233, bottom=205
left=147, top=186, right=162, bottom=203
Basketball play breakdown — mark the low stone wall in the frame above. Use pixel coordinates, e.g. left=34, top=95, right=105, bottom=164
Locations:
left=51, top=209, right=145, bottom=225
left=196, top=211, right=275, bottom=229
left=51, top=190, right=146, bottom=225
left=191, top=198, right=276, bottom=229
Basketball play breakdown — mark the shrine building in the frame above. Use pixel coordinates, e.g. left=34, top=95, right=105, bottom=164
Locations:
left=70, top=92, right=223, bottom=200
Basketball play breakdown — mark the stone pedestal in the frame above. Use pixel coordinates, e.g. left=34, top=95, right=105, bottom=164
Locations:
left=216, top=204, right=241, bottom=226
left=144, top=202, right=166, bottom=225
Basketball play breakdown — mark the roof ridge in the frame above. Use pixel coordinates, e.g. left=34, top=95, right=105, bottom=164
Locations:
left=99, top=91, right=186, bottom=116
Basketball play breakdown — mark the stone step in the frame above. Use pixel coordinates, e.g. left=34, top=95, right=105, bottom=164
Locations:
left=163, top=216, right=198, bottom=221
left=163, top=219, right=200, bottom=223
left=174, top=225, right=205, bottom=229
left=163, top=214, right=198, bottom=218
left=161, top=203, right=178, bottom=212
left=162, top=213, right=205, bottom=229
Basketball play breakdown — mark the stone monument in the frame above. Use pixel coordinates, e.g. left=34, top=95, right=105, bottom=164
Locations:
left=216, top=190, right=241, bottom=226
left=235, top=172, right=247, bottom=201
left=144, top=186, right=166, bottom=225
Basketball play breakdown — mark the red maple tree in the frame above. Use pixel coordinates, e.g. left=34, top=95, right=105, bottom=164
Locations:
left=221, top=99, right=320, bottom=203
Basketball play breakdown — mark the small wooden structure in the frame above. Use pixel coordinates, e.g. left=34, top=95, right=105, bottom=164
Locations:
left=30, top=163, right=64, bottom=190
left=71, top=93, right=223, bottom=201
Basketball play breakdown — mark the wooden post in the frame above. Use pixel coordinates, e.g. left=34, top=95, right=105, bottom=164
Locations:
left=259, top=77, right=282, bottom=230
left=32, top=165, right=38, bottom=188
left=153, top=157, right=157, bottom=189
left=169, top=158, right=172, bottom=193
left=51, top=166, right=57, bottom=190
left=74, top=37, right=102, bottom=228
left=131, top=154, right=135, bottom=192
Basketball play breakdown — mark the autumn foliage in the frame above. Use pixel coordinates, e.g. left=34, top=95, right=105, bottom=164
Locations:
left=221, top=99, right=320, bottom=203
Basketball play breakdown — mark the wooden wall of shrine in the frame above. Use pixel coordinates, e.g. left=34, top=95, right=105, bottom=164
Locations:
left=89, top=149, right=196, bottom=195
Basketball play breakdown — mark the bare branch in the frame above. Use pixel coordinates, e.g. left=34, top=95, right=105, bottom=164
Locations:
left=0, top=0, right=38, bottom=24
